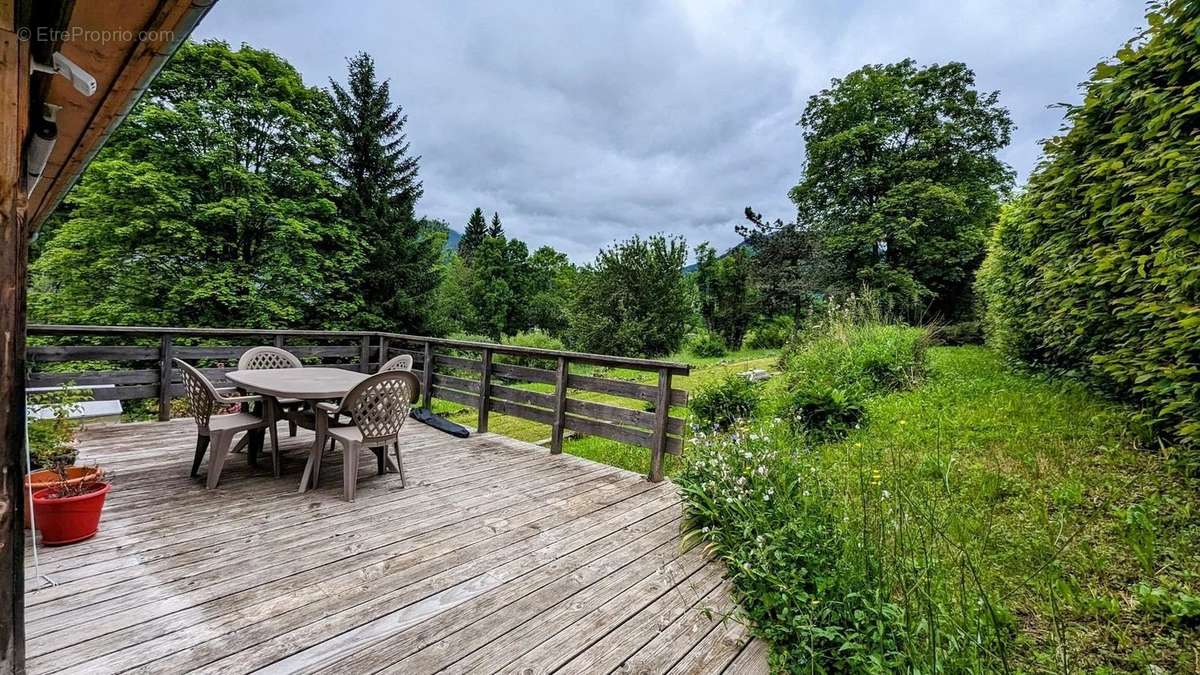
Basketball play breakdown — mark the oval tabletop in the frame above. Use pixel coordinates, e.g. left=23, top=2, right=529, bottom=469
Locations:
left=225, top=368, right=369, bottom=400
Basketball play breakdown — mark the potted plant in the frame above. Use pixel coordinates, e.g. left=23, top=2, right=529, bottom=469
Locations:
left=31, top=453, right=110, bottom=545
left=25, top=385, right=98, bottom=529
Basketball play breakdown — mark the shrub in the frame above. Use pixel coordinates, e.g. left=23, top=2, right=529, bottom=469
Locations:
left=775, top=322, right=927, bottom=437
left=774, top=385, right=865, bottom=441
left=935, top=320, right=983, bottom=346
left=977, top=1, right=1200, bottom=448
left=498, top=330, right=564, bottom=370
left=685, top=330, right=728, bottom=358
left=689, top=373, right=761, bottom=431
left=742, top=315, right=795, bottom=350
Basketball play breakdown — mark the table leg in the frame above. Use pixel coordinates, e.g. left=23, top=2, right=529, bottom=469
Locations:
left=299, top=406, right=327, bottom=493
left=264, top=395, right=281, bottom=478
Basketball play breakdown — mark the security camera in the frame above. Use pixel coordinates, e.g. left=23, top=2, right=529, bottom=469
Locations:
left=31, top=51, right=97, bottom=97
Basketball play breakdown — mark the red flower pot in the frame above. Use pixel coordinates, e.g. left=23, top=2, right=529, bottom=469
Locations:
left=31, top=482, right=111, bottom=546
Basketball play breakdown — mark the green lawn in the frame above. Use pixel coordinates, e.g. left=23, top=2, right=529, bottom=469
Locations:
left=430, top=347, right=780, bottom=475
left=814, top=346, right=1199, bottom=670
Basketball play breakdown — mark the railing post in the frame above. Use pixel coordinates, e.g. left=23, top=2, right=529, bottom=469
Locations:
left=421, top=341, right=434, bottom=409
left=477, top=347, right=493, bottom=433
left=379, top=336, right=389, bottom=366
left=550, top=356, right=568, bottom=454
left=359, top=334, right=371, bottom=373
left=273, top=334, right=285, bottom=349
left=157, top=333, right=174, bottom=421
left=648, top=367, right=671, bottom=482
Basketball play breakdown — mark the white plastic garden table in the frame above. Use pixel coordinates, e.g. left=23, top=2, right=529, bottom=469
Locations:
left=225, top=367, right=370, bottom=492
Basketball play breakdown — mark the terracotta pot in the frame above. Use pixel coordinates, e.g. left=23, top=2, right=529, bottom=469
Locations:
left=24, top=466, right=102, bottom=530
left=32, top=482, right=111, bottom=546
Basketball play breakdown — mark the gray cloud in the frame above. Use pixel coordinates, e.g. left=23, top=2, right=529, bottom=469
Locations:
left=193, top=0, right=1146, bottom=261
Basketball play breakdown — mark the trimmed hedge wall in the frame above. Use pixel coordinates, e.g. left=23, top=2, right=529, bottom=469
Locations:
left=978, top=0, right=1200, bottom=447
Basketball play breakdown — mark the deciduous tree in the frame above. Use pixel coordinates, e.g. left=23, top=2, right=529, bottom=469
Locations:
left=792, top=59, right=1014, bottom=318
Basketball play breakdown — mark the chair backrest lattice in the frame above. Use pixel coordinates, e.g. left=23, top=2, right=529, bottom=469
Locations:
left=173, top=358, right=218, bottom=429
left=378, top=354, right=413, bottom=373
left=238, top=346, right=302, bottom=371
left=342, top=371, right=417, bottom=446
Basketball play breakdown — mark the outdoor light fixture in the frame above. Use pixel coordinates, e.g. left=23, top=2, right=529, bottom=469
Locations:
left=31, top=51, right=98, bottom=97
left=24, top=103, right=60, bottom=193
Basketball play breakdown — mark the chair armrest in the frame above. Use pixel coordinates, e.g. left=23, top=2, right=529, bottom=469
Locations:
left=217, top=393, right=262, bottom=405
left=315, top=401, right=341, bottom=414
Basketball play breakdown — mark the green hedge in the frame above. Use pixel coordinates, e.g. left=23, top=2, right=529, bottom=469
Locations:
left=978, top=0, right=1200, bottom=447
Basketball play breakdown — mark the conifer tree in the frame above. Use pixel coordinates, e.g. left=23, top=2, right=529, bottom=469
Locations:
left=459, top=207, right=488, bottom=258
left=488, top=211, right=504, bottom=238
left=329, top=51, right=442, bottom=332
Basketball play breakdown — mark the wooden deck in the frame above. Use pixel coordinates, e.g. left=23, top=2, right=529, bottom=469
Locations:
left=23, top=418, right=766, bottom=674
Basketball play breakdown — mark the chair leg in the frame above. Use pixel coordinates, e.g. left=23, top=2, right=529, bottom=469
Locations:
left=289, top=419, right=297, bottom=437
left=393, top=441, right=406, bottom=489
left=373, top=447, right=386, bottom=476
left=232, top=434, right=249, bottom=454
left=191, top=435, right=211, bottom=477
left=343, top=441, right=360, bottom=502
left=206, top=432, right=235, bottom=490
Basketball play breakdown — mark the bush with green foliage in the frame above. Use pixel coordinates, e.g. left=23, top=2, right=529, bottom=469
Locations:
left=935, top=320, right=983, bottom=346
left=775, top=321, right=927, bottom=438
left=977, top=0, right=1200, bottom=448
left=569, top=234, right=691, bottom=357
left=498, top=330, right=565, bottom=370
left=688, top=373, right=761, bottom=431
left=684, top=330, right=728, bottom=358
left=742, top=315, right=795, bottom=350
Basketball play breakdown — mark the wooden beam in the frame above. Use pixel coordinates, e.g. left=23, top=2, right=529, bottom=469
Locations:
left=0, top=12, right=27, bottom=672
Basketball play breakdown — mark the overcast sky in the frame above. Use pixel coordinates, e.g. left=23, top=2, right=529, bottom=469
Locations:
left=193, top=0, right=1147, bottom=261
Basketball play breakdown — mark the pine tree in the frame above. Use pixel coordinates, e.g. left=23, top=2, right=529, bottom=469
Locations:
left=459, top=207, right=487, bottom=258
left=329, top=51, right=442, bottom=333
left=488, top=211, right=504, bottom=238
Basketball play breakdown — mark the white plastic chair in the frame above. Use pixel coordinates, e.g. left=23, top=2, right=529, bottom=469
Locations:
left=175, top=358, right=273, bottom=489
left=309, top=370, right=419, bottom=501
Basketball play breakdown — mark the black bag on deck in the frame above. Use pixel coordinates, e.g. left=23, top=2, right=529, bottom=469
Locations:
left=409, top=407, right=470, bottom=438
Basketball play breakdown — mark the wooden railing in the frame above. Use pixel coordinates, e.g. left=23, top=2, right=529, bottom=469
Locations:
left=26, top=325, right=691, bottom=481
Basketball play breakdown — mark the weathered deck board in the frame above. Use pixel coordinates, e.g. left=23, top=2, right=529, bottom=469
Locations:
left=24, top=417, right=765, bottom=674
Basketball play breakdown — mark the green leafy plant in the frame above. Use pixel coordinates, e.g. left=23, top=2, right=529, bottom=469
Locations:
left=498, top=329, right=565, bottom=370
left=26, top=386, right=88, bottom=470
left=742, top=315, right=795, bottom=350
left=689, top=373, right=760, bottom=431
left=976, top=0, right=1200, bottom=450
left=685, top=329, right=728, bottom=358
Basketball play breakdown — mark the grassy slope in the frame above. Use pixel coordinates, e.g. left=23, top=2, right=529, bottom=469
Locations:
left=430, top=348, right=780, bottom=475
left=820, top=346, right=1199, bottom=671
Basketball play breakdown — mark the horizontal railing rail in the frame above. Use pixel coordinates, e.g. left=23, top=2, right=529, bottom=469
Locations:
left=26, top=324, right=691, bottom=481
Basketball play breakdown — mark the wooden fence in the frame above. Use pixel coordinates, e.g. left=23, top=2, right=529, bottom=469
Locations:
left=26, top=325, right=691, bottom=481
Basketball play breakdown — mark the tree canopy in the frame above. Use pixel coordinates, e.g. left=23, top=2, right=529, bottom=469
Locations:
left=790, top=59, right=1014, bottom=318
left=569, top=235, right=691, bottom=357
left=31, top=40, right=356, bottom=328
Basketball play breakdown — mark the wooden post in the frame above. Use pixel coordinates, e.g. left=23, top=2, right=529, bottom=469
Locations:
left=550, top=356, right=568, bottom=454
left=379, top=336, right=389, bottom=367
left=648, top=367, right=672, bottom=482
left=358, top=335, right=371, bottom=373
left=272, top=334, right=285, bottom=349
left=421, top=341, right=433, bottom=409
left=0, top=15, right=27, bottom=670
left=157, top=334, right=174, bottom=421
left=476, top=348, right=493, bottom=433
